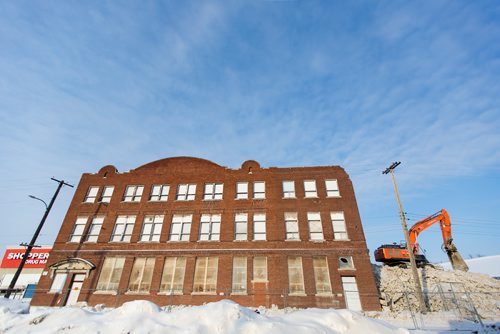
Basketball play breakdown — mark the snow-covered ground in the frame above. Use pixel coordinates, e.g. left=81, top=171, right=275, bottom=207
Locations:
left=439, top=255, right=500, bottom=279
left=0, top=298, right=497, bottom=334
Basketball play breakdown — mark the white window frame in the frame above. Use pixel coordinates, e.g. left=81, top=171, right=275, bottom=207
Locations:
left=110, top=215, right=136, bottom=242
left=149, top=184, right=169, bottom=201
left=308, top=212, right=324, bottom=241
left=96, top=257, right=125, bottom=292
left=100, top=186, right=114, bottom=203
left=288, top=256, right=305, bottom=295
left=304, top=180, right=318, bottom=198
left=176, top=184, right=196, bottom=201
left=84, top=186, right=99, bottom=203
left=325, top=179, right=340, bottom=197
left=169, top=214, right=192, bottom=241
left=123, top=185, right=144, bottom=202
left=86, top=216, right=104, bottom=242
left=253, top=213, right=266, bottom=240
left=331, top=211, right=348, bottom=240
left=252, top=256, right=267, bottom=282
left=234, top=213, right=248, bottom=241
left=199, top=214, right=221, bottom=241
left=140, top=215, right=164, bottom=242
left=285, top=212, right=299, bottom=240
left=160, top=257, right=187, bottom=294
left=68, top=217, right=88, bottom=243
left=128, top=257, right=156, bottom=293
left=282, top=180, right=296, bottom=198
left=236, top=182, right=248, bottom=199
left=193, top=257, right=218, bottom=294
left=203, top=183, right=223, bottom=200
left=313, top=256, right=332, bottom=295
left=232, top=257, right=247, bottom=294
left=253, top=181, right=265, bottom=199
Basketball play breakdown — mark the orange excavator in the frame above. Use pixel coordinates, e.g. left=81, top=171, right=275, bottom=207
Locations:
left=374, top=209, right=469, bottom=271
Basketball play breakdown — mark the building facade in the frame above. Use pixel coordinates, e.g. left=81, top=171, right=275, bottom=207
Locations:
left=31, top=157, right=380, bottom=310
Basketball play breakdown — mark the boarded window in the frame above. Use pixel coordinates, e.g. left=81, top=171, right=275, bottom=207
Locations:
left=338, top=256, right=354, bottom=269
left=128, top=257, right=156, bottom=293
left=253, top=257, right=267, bottom=282
left=96, top=257, right=125, bottom=291
left=232, top=257, right=247, bottom=294
left=193, top=257, right=218, bottom=293
left=288, top=256, right=305, bottom=294
left=160, top=257, right=186, bottom=294
left=313, top=257, right=332, bottom=294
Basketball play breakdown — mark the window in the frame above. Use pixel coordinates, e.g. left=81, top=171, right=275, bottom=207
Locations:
left=193, top=257, right=218, bottom=293
left=160, top=257, right=186, bottom=294
left=304, top=180, right=317, bottom=198
left=176, top=184, right=196, bottom=201
left=203, top=183, right=223, bottom=200
left=84, top=186, right=99, bottom=203
left=100, top=186, right=114, bottom=203
left=325, top=179, right=340, bottom=197
left=111, top=215, right=136, bottom=242
left=338, top=256, right=354, bottom=270
left=313, top=257, right=332, bottom=295
left=236, top=182, right=248, bottom=199
left=285, top=212, right=299, bottom=240
left=308, top=212, right=324, bottom=240
left=288, top=256, right=305, bottom=294
left=140, top=215, right=164, bottom=242
left=232, top=257, right=247, bottom=294
left=169, top=214, right=192, bottom=241
left=199, top=214, right=221, bottom=241
left=253, top=181, right=265, bottom=199
left=49, top=273, right=67, bottom=293
left=253, top=213, right=266, bottom=240
left=123, top=185, right=144, bottom=202
left=128, top=257, right=156, bottom=293
left=149, top=184, right=169, bottom=201
left=234, top=213, right=248, bottom=240
left=341, top=277, right=362, bottom=311
left=86, top=216, right=104, bottom=242
left=253, top=257, right=267, bottom=282
left=96, top=257, right=125, bottom=292
left=331, top=212, right=348, bottom=240
left=282, top=181, right=296, bottom=198
left=68, top=217, right=87, bottom=243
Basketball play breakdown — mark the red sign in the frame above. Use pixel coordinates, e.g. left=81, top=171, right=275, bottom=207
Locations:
left=1, top=248, right=51, bottom=268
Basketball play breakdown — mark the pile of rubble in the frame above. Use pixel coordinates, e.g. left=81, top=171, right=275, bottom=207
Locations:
left=373, top=265, right=500, bottom=319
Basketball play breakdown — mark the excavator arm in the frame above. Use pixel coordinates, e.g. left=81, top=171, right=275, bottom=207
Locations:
left=408, top=209, right=468, bottom=271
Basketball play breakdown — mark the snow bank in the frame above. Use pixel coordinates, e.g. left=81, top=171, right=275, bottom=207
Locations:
left=0, top=299, right=410, bottom=334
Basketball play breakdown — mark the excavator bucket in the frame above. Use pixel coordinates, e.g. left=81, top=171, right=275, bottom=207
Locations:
left=444, top=239, right=469, bottom=272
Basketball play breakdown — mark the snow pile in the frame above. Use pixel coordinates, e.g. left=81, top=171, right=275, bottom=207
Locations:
left=440, top=255, right=500, bottom=278
left=0, top=299, right=411, bottom=334
left=375, top=265, right=500, bottom=318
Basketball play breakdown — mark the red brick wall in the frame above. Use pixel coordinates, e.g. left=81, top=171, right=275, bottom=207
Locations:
left=31, top=157, right=380, bottom=310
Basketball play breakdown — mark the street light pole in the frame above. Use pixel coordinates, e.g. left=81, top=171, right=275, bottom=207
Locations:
left=4, top=178, right=73, bottom=299
left=383, top=162, right=427, bottom=313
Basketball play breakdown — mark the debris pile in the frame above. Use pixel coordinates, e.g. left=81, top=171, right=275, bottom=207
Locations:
left=374, top=265, right=500, bottom=319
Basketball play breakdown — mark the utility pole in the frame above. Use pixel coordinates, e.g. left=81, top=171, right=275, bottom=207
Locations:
left=383, top=162, right=427, bottom=313
left=4, top=178, right=73, bottom=299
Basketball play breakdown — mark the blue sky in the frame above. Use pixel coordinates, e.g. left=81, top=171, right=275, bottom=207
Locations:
left=0, top=1, right=499, bottom=264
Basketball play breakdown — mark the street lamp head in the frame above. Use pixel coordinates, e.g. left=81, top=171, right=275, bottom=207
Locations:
left=28, top=195, right=48, bottom=209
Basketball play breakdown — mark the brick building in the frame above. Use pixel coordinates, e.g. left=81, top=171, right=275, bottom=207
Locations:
left=31, top=157, right=380, bottom=310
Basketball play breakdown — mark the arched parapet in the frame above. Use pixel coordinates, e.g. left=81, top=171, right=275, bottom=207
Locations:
left=241, top=160, right=261, bottom=174
left=132, top=156, right=226, bottom=173
left=49, top=258, right=95, bottom=278
left=97, top=165, right=118, bottom=177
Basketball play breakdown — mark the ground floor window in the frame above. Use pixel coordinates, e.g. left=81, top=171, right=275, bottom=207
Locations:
left=232, top=257, right=247, bottom=294
left=288, top=256, right=305, bottom=294
left=96, top=257, right=125, bottom=292
left=313, top=256, right=332, bottom=294
left=49, top=273, right=68, bottom=293
left=193, top=257, right=218, bottom=293
left=128, top=257, right=156, bottom=293
left=160, top=257, right=186, bottom=294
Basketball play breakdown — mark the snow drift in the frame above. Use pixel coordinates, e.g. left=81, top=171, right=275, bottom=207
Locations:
left=0, top=298, right=410, bottom=334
